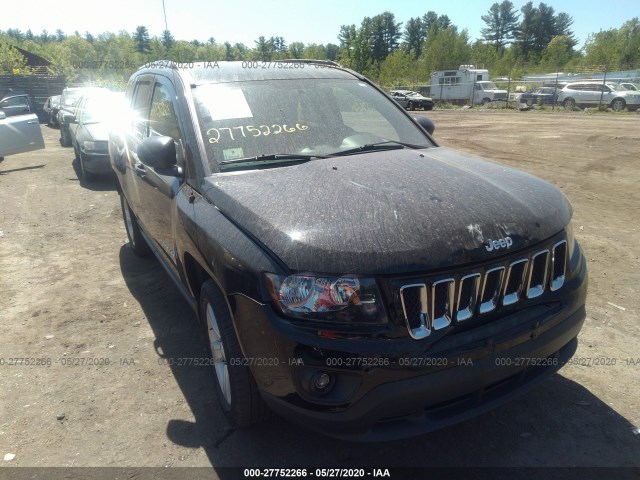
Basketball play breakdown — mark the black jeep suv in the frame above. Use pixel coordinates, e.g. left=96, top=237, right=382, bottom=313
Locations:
left=109, top=61, right=587, bottom=441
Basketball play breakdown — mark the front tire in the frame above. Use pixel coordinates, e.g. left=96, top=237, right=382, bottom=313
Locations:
left=120, top=195, right=151, bottom=257
left=200, top=280, right=269, bottom=428
left=481, top=98, right=491, bottom=106
left=611, top=98, right=626, bottom=112
left=78, top=152, right=95, bottom=181
left=60, top=126, right=71, bottom=147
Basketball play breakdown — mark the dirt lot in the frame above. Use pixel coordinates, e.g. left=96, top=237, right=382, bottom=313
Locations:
left=0, top=110, right=639, bottom=474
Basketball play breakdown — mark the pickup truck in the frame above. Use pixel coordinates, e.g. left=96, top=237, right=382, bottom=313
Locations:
left=109, top=61, right=588, bottom=441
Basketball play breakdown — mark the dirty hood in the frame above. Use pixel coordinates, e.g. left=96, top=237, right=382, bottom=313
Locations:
left=202, top=147, right=571, bottom=275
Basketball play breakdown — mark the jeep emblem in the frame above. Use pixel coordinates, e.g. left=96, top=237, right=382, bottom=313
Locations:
left=485, top=236, right=513, bottom=252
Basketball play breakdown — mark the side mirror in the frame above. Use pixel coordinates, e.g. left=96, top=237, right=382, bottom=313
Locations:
left=414, top=115, right=435, bottom=135
left=137, top=136, right=181, bottom=177
left=0, top=111, right=5, bottom=120
left=63, top=113, right=76, bottom=124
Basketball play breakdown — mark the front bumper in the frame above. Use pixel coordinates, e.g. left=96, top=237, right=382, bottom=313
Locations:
left=81, top=151, right=112, bottom=175
left=263, top=309, right=582, bottom=441
left=231, top=250, right=587, bottom=441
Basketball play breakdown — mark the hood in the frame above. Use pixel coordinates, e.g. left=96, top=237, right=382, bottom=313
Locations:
left=202, top=148, right=571, bottom=275
left=84, top=123, right=110, bottom=141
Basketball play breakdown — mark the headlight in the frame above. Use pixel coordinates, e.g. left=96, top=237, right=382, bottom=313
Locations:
left=83, top=141, right=99, bottom=151
left=264, top=273, right=387, bottom=325
left=565, top=221, right=577, bottom=267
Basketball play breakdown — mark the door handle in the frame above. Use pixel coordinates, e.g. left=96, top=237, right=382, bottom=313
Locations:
left=27, top=120, right=39, bottom=124
left=134, top=163, right=146, bottom=177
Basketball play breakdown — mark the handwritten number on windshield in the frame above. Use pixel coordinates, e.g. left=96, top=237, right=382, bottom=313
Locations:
left=207, top=124, right=309, bottom=144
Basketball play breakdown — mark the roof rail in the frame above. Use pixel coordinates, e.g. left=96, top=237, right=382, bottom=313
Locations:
left=277, top=59, right=341, bottom=67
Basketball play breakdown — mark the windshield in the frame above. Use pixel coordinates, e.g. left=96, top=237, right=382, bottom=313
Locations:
left=78, top=93, right=125, bottom=124
left=481, top=82, right=499, bottom=90
left=64, top=91, right=82, bottom=106
left=193, top=78, right=432, bottom=171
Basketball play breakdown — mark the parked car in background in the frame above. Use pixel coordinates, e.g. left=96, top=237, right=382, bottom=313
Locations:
left=0, top=93, right=38, bottom=119
left=557, top=81, right=640, bottom=111
left=618, top=82, right=639, bottom=91
left=58, top=86, right=109, bottom=146
left=66, top=91, right=124, bottom=180
left=0, top=110, right=45, bottom=162
left=43, top=95, right=61, bottom=127
left=109, top=61, right=587, bottom=441
left=389, top=90, right=434, bottom=110
left=519, top=87, right=558, bottom=106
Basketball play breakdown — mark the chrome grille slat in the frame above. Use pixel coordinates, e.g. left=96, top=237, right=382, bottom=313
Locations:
left=456, top=273, right=480, bottom=322
left=550, top=240, right=567, bottom=291
left=527, top=250, right=550, bottom=299
left=399, top=284, right=430, bottom=339
left=503, top=259, right=529, bottom=306
left=398, top=238, right=569, bottom=340
left=479, top=267, right=505, bottom=314
left=431, top=278, right=455, bottom=330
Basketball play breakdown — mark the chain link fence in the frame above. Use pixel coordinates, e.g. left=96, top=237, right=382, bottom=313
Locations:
left=386, top=64, right=640, bottom=111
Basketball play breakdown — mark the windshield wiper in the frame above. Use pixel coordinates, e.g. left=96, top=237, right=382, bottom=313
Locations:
left=218, top=153, right=326, bottom=167
left=327, top=140, right=426, bottom=157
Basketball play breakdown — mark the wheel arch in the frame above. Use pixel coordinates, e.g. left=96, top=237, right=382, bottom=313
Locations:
left=611, top=97, right=626, bottom=109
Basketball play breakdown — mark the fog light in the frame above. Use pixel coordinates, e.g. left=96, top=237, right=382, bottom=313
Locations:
left=314, top=372, right=331, bottom=390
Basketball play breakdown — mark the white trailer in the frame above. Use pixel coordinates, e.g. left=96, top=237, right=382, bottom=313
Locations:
left=430, top=65, right=508, bottom=105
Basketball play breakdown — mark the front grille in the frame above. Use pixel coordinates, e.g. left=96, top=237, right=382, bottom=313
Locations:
left=399, top=240, right=567, bottom=339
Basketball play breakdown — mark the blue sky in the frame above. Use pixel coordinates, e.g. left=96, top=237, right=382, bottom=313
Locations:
left=2, top=0, right=637, bottom=49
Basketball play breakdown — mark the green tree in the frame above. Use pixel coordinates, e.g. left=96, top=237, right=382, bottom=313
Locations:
left=162, top=30, right=174, bottom=50
left=368, top=11, right=402, bottom=63
left=540, top=35, right=574, bottom=69
left=325, top=43, right=339, bottom=61
left=233, top=43, right=249, bottom=60
left=0, top=43, right=27, bottom=74
left=582, top=19, right=640, bottom=68
left=303, top=44, right=327, bottom=59
left=481, top=1, right=520, bottom=53
left=6, top=29, right=25, bottom=41
left=171, top=40, right=198, bottom=61
left=337, top=23, right=372, bottom=74
left=379, top=50, right=415, bottom=87
left=223, top=41, right=234, bottom=60
left=39, top=29, right=51, bottom=43
left=554, top=12, right=577, bottom=48
left=272, top=36, right=287, bottom=56
left=133, top=26, right=151, bottom=53
left=420, top=27, right=471, bottom=74
left=403, top=17, right=425, bottom=58
left=531, top=3, right=556, bottom=55
left=254, top=36, right=274, bottom=61
left=619, top=17, right=640, bottom=65
left=288, top=41, right=304, bottom=59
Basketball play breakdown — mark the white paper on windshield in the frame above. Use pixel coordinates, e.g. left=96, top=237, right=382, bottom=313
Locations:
left=203, top=87, right=253, bottom=121
left=223, top=147, right=244, bottom=160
